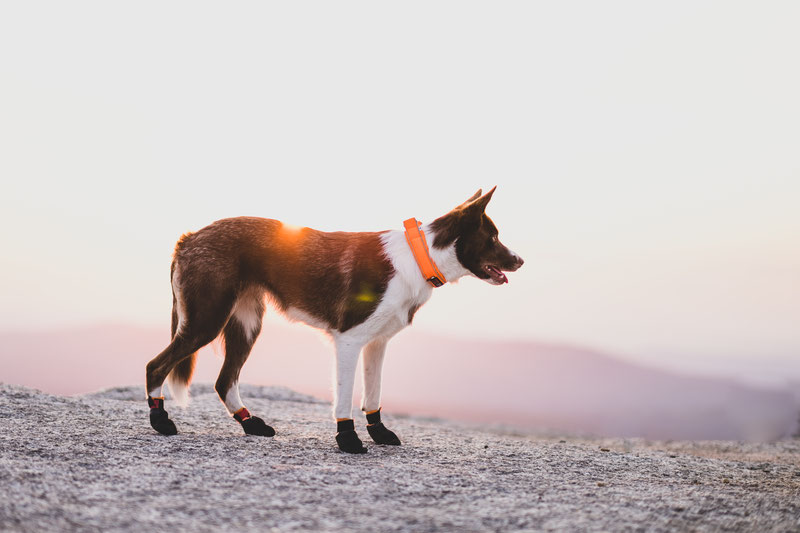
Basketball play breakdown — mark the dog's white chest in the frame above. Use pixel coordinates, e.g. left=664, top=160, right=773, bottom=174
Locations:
left=340, top=276, right=432, bottom=343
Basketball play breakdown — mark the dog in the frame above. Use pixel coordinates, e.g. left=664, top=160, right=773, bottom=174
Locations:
left=145, top=187, right=523, bottom=453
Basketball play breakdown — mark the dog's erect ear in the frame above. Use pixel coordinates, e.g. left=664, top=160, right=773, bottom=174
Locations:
left=462, top=186, right=496, bottom=213
left=457, top=189, right=483, bottom=209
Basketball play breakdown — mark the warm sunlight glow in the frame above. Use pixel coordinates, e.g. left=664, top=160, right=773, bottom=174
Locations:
left=280, top=223, right=302, bottom=233
left=278, top=222, right=304, bottom=240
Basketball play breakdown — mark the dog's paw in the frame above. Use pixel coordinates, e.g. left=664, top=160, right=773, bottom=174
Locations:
left=336, top=429, right=368, bottom=454
left=367, top=423, right=401, bottom=445
left=240, top=416, right=276, bottom=437
left=336, top=418, right=367, bottom=454
left=149, top=408, right=177, bottom=436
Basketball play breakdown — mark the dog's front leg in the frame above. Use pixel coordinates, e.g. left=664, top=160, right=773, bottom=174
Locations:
left=333, top=338, right=367, bottom=454
left=361, top=338, right=401, bottom=446
left=361, top=338, right=387, bottom=413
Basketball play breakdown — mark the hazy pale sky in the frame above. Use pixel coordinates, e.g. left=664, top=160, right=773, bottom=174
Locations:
left=1, top=2, right=798, bottom=384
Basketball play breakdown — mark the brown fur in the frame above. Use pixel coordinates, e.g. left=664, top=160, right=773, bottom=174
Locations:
left=146, top=217, right=394, bottom=403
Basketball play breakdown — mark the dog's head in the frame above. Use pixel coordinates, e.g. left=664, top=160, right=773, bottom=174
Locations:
left=430, top=187, right=524, bottom=285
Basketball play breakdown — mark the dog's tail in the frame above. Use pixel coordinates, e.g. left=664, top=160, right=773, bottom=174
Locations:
left=166, top=256, right=195, bottom=407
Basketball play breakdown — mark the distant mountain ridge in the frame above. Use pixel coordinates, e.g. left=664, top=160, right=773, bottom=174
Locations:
left=0, top=323, right=796, bottom=441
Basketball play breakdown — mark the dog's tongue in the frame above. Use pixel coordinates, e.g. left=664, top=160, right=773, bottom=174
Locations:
left=488, top=266, right=508, bottom=284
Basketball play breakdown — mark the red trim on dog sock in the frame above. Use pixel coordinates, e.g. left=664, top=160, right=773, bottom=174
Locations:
left=233, top=407, right=251, bottom=422
left=148, top=397, right=165, bottom=409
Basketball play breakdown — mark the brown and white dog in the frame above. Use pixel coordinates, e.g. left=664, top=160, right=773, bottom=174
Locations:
left=145, top=187, right=523, bottom=453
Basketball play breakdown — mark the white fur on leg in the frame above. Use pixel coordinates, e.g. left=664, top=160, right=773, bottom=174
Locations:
left=222, top=381, right=245, bottom=415
left=231, top=290, right=264, bottom=342
left=166, top=373, right=189, bottom=407
left=361, top=339, right=387, bottom=413
left=147, top=386, right=163, bottom=399
left=333, top=338, right=363, bottom=420
left=171, top=266, right=186, bottom=336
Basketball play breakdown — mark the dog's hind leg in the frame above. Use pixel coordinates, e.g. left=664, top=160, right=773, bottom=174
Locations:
left=145, top=334, right=213, bottom=435
left=361, top=339, right=400, bottom=445
left=215, top=291, right=273, bottom=436
left=145, top=286, right=236, bottom=436
left=165, top=292, right=196, bottom=407
left=333, top=338, right=367, bottom=453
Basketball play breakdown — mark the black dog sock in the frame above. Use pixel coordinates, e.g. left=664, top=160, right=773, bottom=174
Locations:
left=365, top=408, right=381, bottom=425
left=365, top=408, right=401, bottom=445
left=148, top=396, right=177, bottom=436
left=233, top=407, right=275, bottom=437
left=336, top=418, right=367, bottom=454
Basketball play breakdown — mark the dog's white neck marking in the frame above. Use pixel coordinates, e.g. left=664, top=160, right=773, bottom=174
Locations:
left=381, top=224, right=471, bottom=291
left=316, top=223, right=474, bottom=423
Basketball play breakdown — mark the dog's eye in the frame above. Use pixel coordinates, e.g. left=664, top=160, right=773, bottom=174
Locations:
left=492, top=235, right=499, bottom=243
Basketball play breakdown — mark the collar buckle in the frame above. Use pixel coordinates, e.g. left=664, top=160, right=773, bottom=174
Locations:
left=427, top=276, right=444, bottom=287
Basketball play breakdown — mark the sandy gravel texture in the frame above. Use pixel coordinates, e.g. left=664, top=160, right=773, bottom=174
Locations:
left=1, top=383, right=798, bottom=532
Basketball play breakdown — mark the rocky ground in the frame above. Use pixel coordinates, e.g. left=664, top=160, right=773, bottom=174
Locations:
left=0, top=383, right=798, bottom=532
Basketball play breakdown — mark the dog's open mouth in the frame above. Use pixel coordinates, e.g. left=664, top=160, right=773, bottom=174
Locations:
left=483, top=265, right=508, bottom=284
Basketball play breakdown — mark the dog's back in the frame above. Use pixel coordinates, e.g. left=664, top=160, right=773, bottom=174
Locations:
left=172, top=217, right=395, bottom=334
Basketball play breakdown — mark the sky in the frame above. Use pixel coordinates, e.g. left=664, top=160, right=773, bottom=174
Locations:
left=1, top=2, right=798, bottom=386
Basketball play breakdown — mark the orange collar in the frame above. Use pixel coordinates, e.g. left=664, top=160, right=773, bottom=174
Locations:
left=403, top=218, right=447, bottom=287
